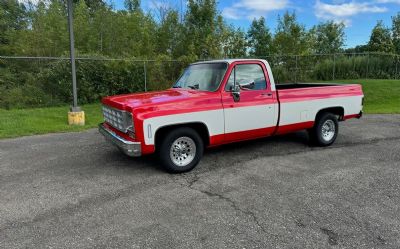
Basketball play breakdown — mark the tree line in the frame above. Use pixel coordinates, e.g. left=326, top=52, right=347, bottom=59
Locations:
left=2, top=0, right=400, bottom=59
left=0, top=0, right=399, bottom=109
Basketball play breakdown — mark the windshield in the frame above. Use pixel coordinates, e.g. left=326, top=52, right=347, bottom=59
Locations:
left=173, top=63, right=228, bottom=91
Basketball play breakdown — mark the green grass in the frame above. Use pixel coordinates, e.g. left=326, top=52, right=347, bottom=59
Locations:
left=0, top=79, right=399, bottom=139
left=324, top=79, right=400, bottom=114
left=0, top=103, right=103, bottom=139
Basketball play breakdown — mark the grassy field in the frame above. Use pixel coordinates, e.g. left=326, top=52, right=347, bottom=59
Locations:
left=0, top=104, right=103, bottom=139
left=326, top=79, right=400, bottom=114
left=0, top=79, right=398, bottom=139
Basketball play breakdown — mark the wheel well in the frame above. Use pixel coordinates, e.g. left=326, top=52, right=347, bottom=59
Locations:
left=316, top=107, right=344, bottom=121
left=154, top=123, right=210, bottom=148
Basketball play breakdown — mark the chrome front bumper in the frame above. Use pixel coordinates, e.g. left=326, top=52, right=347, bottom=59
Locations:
left=99, top=123, right=141, bottom=157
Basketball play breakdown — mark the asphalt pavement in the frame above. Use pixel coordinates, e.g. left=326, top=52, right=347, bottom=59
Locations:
left=0, top=114, right=399, bottom=248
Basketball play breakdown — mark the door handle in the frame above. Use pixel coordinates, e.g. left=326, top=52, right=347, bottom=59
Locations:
left=261, top=93, right=273, bottom=97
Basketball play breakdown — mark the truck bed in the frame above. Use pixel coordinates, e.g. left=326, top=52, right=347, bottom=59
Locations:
left=275, top=83, right=363, bottom=134
left=276, top=83, right=362, bottom=102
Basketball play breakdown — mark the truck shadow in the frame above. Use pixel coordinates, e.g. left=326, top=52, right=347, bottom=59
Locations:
left=199, top=131, right=312, bottom=171
left=207, top=131, right=310, bottom=154
left=101, top=131, right=311, bottom=173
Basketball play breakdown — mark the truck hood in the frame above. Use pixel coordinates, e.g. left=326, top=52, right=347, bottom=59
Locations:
left=102, top=88, right=221, bottom=113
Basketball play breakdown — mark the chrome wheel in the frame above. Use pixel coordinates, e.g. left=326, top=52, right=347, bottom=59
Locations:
left=170, top=136, right=196, bottom=167
left=321, top=119, right=335, bottom=142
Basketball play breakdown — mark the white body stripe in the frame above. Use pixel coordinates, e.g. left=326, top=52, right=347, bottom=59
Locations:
left=224, top=104, right=278, bottom=133
left=279, top=95, right=363, bottom=125
left=143, top=95, right=363, bottom=145
left=143, top=109, right=224, bottom=145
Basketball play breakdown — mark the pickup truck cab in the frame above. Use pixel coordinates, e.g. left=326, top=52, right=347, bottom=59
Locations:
left=99, top=59, right=363, bottom=172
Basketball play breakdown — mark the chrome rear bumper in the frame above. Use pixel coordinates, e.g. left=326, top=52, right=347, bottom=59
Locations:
left=99, top=123, right=141, bottom=157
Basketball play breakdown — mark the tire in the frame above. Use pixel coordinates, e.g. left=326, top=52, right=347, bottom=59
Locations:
left=158, top=127, right=204, bottom=173
left=308, top=112, right=339, bottom=146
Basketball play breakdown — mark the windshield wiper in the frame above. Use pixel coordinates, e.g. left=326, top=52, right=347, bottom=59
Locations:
left=172, top=85, right=182, bottom=88
left=187, top=84, right=199, bottom=90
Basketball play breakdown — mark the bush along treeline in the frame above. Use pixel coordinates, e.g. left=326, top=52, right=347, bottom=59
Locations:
left=1, top=0, right=400, bottom=109
left=268, top=53, right=400, bottom=83
left=0, top=56, right=188, bottom=109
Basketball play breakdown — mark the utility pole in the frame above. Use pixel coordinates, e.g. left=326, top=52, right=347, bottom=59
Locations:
left=67, top=0, right=85, bottom=125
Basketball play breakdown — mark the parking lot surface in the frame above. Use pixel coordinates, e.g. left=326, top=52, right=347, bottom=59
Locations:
left=1, top=114, right=399, bottom=248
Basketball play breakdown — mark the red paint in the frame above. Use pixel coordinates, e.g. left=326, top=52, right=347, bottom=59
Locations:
left=100, top=59, right=364, bottom=155
left=102, top=89, right=223, bottom=154
left=208, top=121, right=314, bottom=147
left=222, top=126, right=276, bottom=143
left=344, top=113, right=362, bottom=120
left=275, top=121, right=315, bottom=135
left=277, top=84, right=363, bottom=103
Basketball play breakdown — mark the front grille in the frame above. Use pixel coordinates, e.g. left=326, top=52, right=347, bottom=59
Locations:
left=102, top=105, right=133, bottom=133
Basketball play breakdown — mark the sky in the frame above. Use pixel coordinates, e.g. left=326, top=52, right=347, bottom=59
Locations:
left=219, top=0, right=399, bottom=47
left=226, top=0, right=399, bottom=48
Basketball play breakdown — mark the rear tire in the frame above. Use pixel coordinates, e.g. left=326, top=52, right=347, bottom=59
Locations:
left=308, top=112, right=338, bottom=146
left=158, top=127, right=204, bottom=173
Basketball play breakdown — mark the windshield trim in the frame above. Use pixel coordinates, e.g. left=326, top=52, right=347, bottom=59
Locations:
left=173, top=62, right=229, bottom=92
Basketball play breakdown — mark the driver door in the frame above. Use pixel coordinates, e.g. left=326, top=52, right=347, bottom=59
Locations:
left=221, top=62, right=277, bottom=142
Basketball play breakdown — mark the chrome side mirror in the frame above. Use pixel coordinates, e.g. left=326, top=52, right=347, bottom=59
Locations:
left=232, top=84, right=240, bottom=102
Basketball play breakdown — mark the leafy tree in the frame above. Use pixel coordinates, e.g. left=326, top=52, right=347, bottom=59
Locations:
left=310, top=21, right=345, bottom=54
left=156, top=10, right=182, bottom=56
left=392, top=12, right=400, bottom=54
left=222, top=26, right=247, bottom=58
left=183, top=0, right=225, bottom=59
left=82, top=0, right=107, bottom=12
left=273, top=11, right=310, bottom=55
left=0, top=0, right=27, bottom=54
left=124, top=0, right=140, bottom=12
left=247, top=17, right=272, bottom=57
left=74, top=0, right=93, bottom=54
left=368, top=20, right=394, bottom=53
left=90, top=4, right=112, bottom=54
left=28, top=0, right=68, bottom=56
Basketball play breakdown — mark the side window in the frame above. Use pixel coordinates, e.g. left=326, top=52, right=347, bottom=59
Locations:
left=225, top=64, right=267, bottom=91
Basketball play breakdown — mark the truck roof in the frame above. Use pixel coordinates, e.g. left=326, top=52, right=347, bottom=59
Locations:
left=192, top=58, right=268, bottom=65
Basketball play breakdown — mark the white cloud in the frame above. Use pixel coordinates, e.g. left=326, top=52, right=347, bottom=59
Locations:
left=375, top=0, right=400, bottom=3
left=314, top=0, right=387, bottom=26
left=222, top=7, right=241, bottom=20
left=222, top=0, right=289, bottom=20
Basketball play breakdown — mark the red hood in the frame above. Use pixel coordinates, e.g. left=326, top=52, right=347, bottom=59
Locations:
left=102, top=89, right=222, bottom=114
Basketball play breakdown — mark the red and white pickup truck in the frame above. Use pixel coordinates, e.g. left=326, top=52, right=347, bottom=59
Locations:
left=99, top=59, right=363, bottom=172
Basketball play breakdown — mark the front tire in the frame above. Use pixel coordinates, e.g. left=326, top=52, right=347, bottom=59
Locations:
left=158, top=127, right=204, bottom=173
left=308, top=112, right=339, bottom=146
